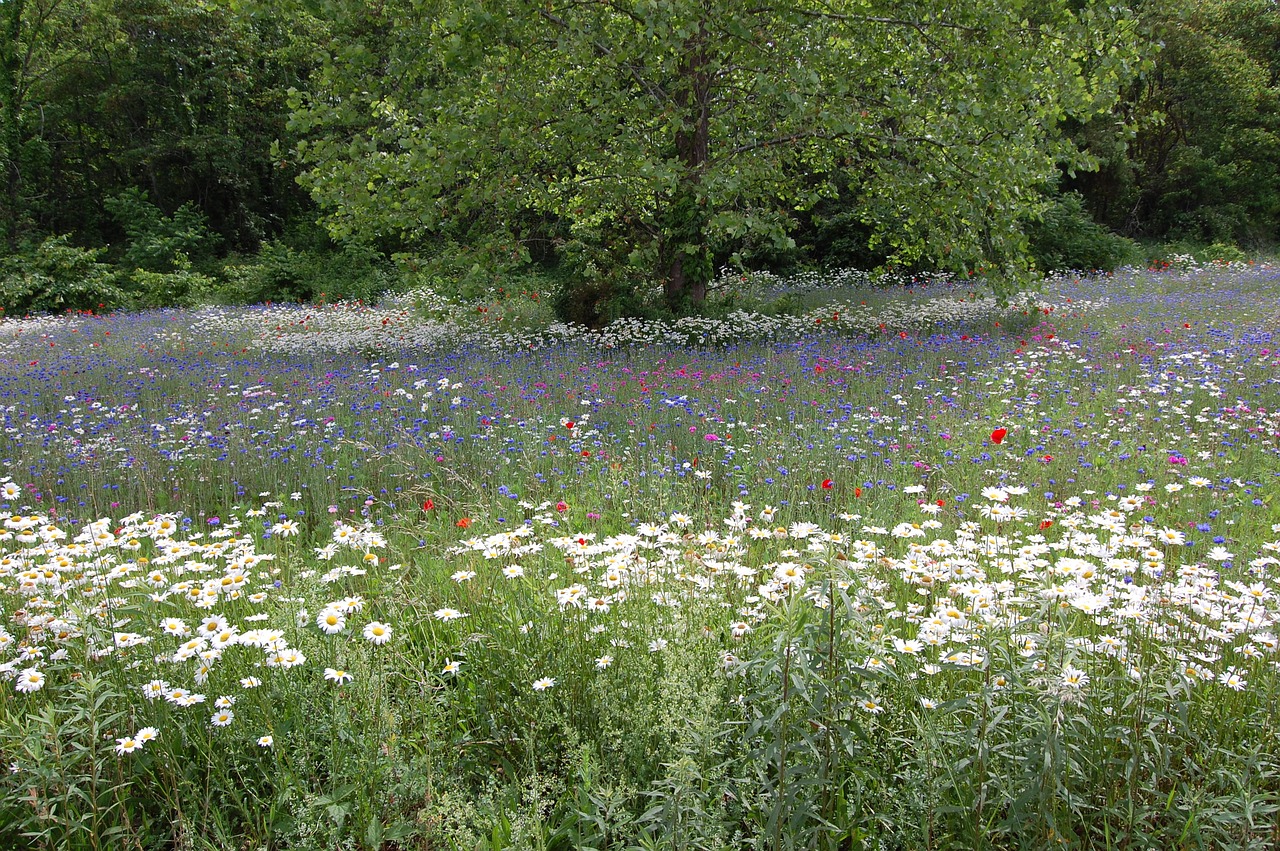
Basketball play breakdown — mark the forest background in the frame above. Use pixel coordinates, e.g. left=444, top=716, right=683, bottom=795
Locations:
left=0, top=0, right=1276, bottom=319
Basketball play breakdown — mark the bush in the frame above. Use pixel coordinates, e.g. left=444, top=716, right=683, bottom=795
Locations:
left=214, top=242, right=396, bottom=305
left=550, top=263, right=666, bottom=327
left=1204, top=241, right=1250, bottom=263
left=801, top=201, right=891, bottom=271
left=1026, top=193, right=1141, bottom=272
left=104, top=188, right=220, bottom=273
left=0, top=236, right=125, bottom=316
left=101, top=189, right=225, bottom=309
left=1144, top=239, right=1251, bottom=268
left=552, top=277, right=617, bottom=327
left=125, top=263, right=219, bottom=310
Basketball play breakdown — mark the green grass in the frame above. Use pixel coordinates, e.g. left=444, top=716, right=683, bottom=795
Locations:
left=1, top=261, right=1279, bottom=849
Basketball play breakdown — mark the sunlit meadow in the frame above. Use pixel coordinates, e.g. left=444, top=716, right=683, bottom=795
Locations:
left=2, top=260, right=1279, bottom=850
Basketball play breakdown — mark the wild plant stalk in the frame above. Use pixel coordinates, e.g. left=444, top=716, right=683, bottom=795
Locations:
left=1, top=262, right=1278, bottom=848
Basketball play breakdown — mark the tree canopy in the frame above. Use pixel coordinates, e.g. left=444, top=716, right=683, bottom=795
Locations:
left=1068, top=0, right=1280, bottom=246
left=291, top=0, right=1142, bottom=312
left=0, top=0, right=317, bottom=253
left=4, top=0, right=1280, bottom=317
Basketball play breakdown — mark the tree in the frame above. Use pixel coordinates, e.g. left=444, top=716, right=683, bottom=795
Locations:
left=1068, top=0, right=1280, bottom=247
left=29, top=0, right=323, bottom=251
left=0, top=0, right=323, bottom=256
left=0, top=0, right=26, bottom=249
left=296, top=1, right=1140, bottom=312
left=0, top=0, right=97, bottom=249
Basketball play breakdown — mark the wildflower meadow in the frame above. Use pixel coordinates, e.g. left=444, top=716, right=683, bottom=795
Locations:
left=2, top=260, right=1279, bottom=850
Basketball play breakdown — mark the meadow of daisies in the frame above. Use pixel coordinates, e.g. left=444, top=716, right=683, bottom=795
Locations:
left=1, top=260, right=1279, bottom=850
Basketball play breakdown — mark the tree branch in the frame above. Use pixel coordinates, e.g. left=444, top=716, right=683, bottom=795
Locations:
left=536, top=8, right=670, bottom=105
left=724, top=128, right=982, bottom=181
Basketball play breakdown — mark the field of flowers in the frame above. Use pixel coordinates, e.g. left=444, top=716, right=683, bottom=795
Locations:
left=2, top=261, right=1279, bottom=850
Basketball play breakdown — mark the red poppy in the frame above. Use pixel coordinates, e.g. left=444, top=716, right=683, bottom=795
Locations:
left=990, top=428, right=1007, bottom=444
left=936, top=499, right=945, bottom=507
left=565, top=421, right=575, bottom=430
left=423, top=499, right=435, bottom=511
left=1039, top=520, right=1053, bottom=530
left=854, top=487, right=863, bottom=498
left=821, top=479, right=833, bottom=489
left=556, top=501, right=568, bottom=512
left=456, top=517, right=471, bottom=529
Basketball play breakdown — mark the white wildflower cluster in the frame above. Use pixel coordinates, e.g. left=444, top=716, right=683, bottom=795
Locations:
left=4, top=262, right=1277, bottom=366
left=419, top=483, right=1280, bottom=712
left=0, top=505, right=394, bottom=741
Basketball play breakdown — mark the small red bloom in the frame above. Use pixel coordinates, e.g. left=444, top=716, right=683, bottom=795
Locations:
left=854, top=487, right=863, bottom=498
left=1039, top=520, right=1053, bottom=530
left=821, top=479, right=833, bottom=489
left=936, top=499, right=945, bottom=507
left=990, top=428, right=1007, bottom=444
left=565, top=421, right=575, bottom=430
left=423, top=499, right=435, bottom=511
left=556, top=501, right=568, bottom=512
left=456, top=517, right=471, bottom=529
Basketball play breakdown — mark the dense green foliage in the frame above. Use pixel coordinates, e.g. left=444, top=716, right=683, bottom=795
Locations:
left=2, top=263, right=1280, bottom=849
left=1069, top=0, right=1280, bottom=247
left=1025, top=192, right=1142, bottom=273
left=290, top=0, right=1139, bottom=313
left=0, top=0, right=1275, bottom=316
left=0, top=0, right=315, bottom=250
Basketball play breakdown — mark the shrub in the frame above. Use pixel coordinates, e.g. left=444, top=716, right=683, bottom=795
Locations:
left=104, top=188, right=221, bottom=274
left=215, top=242, right=395, bottom=305
left=552, top=277, right=619, bottom=328
left=1026, top=193, right=1141, bottom=272
left=1145, top=239, right=1251, bottom=268
left=126, top=263, right=219, bottom=310
left=101, top=189, right=225, bottom=309
left=0, top=236, right=125, bottom=316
